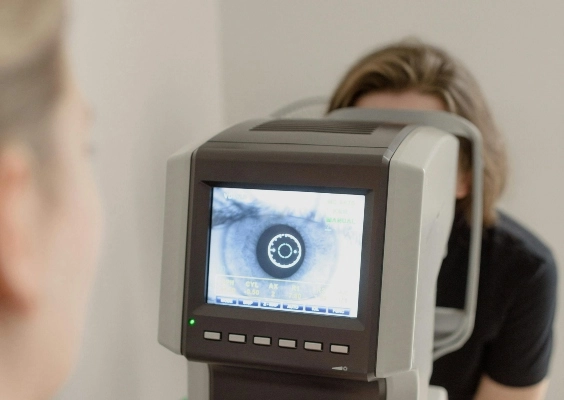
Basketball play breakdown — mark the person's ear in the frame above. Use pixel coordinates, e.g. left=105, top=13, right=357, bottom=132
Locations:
left=0, top=146, right=41, bottom=313
left=456, top=169, right=472, bottom=199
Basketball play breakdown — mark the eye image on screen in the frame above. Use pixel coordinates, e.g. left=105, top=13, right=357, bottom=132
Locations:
left=207, top=187, right=365, bottom=318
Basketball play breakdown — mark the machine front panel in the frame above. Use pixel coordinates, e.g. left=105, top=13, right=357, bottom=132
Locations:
left=181, top=144, right=389, bottom=380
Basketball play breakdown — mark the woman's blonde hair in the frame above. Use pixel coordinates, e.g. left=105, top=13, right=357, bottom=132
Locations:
left=0, top=0, right=65, bottom=160
left=328, top=40, right=507, bottom=227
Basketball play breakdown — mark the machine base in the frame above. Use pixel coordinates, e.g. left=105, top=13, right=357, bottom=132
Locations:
left=209, top=365, right=385, bottom=400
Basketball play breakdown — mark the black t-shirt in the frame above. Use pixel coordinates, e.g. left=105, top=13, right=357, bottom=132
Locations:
left=430, top=212, right=558, bottom=400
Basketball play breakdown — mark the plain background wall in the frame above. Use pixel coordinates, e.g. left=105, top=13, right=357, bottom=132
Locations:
left=57, top=1, right=222, bottom=399
left=56, top=1, right=563, bottom=399
left=218, top=0, right=564, bottom=399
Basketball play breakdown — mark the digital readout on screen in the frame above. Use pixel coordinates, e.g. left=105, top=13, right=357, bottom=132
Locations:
left=206, top=187, right=365, bottom=318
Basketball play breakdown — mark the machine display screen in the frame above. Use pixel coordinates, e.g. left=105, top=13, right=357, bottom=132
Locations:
left=206, top=187, right=365, bottom=318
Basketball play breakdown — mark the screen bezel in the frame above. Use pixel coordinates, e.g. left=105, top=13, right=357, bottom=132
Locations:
left=188, top=182, right=374, bottom=332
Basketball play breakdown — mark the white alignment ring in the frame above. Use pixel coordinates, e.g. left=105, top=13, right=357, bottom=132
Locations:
left=267, top=233, right=302, bottom=269
left=277, top=243, right=293, bottom=259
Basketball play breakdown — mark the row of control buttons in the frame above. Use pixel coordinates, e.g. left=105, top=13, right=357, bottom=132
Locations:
left=203, top=331, right=349, bottom=354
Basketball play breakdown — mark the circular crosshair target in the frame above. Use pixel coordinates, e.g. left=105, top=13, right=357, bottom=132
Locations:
left=256, top=224, right=306, bottom=278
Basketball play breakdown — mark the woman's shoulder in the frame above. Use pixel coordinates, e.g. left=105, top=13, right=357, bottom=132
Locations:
left=492, top=212, right=555, bottom=265
left=486, top=211, right=557, bottom=284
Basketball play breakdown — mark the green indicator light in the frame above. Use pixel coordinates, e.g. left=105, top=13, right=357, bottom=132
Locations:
left=189, top=318, right=196, bottom=326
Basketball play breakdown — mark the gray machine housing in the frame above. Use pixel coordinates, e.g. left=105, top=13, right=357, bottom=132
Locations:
left=158, top=109, right=483, bottom=400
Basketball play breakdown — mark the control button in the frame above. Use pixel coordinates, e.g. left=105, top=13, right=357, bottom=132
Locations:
left=238, top=299, right=259, bottom=307
left=283, top=303, right=304, bottom=311
left=216, top=296, right=237, bottom=305
left=330, top=344, right=349, bottom=354
left=253, top=336, right=272, bottom=346
left=305, top=306, right=327, bottom=314
left=261, top=301, right=281, bottom=309
left=328, top=308, right=350, bottom=316
left=304, top=341, right=323, bottom=351
left=228, top=333, right=246, bottom=343
left=278, top=339, right=297, bottom=349
left=203, top=331, right=221, bottom=341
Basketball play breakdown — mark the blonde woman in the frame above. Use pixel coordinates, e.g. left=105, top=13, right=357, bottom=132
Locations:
left=329, top=41, right=557, bottom=400
left=0, top=0, right=102, bottom=399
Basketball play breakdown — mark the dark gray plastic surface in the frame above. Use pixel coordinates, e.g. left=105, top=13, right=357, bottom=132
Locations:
left=181, top=123, right=408, bottom=381
left=209, top=365, right=385, bottom=400
left=209, top=118, right=405, bottom=149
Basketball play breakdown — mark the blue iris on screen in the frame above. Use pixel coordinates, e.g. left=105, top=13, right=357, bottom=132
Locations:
left=256, top=224, right=305, bottom=278
left=210, top=188, right=339, bottom=300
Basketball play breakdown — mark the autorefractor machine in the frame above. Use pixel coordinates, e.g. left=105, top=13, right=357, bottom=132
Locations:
left=158, top=108, right=483, bottom=400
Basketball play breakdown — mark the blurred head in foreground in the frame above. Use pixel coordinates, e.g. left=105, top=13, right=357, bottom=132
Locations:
left=0, top=1, right=102, bottom=398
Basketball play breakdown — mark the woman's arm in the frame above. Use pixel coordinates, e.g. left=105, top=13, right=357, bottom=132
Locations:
left=474, top=375, right=548, bottom=400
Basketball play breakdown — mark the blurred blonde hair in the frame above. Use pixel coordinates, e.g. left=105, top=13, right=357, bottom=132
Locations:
left=0, top=0, right=65, bottom=159
left=328, top=39, right=508, bottom=227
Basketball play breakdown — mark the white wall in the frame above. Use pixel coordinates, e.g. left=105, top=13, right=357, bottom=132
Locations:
left=218, top=1, right=564, bottom=398
left=58, top=1, right=223, bottom=399
left=54, top=1, right=563, bottom=399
